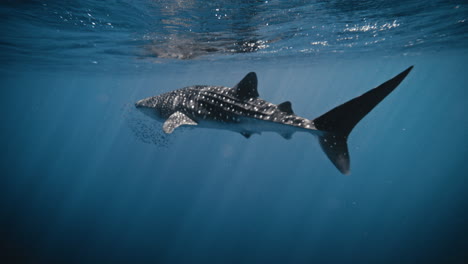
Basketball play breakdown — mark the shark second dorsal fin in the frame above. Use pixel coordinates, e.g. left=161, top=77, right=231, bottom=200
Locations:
left=233, top=72, right=258, bottom=99
left=163, top=111, right=197, bottom=134
left=278, top=101, right=294, bottom=114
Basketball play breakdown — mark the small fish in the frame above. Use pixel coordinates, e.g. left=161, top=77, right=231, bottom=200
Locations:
left=136, top=66, right=413, bottom=174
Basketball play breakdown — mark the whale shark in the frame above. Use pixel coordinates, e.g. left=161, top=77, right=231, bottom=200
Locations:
left=135, top=66, right=413, bottom=174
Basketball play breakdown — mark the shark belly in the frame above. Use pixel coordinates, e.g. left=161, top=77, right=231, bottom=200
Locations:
left=195, top=114, right=320, bottom=137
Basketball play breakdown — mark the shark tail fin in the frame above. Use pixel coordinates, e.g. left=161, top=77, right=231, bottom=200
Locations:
left=312, top=66, right=413, bottom=174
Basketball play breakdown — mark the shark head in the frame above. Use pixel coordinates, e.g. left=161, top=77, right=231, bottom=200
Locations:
left=135, top=95, right=166, bottom=120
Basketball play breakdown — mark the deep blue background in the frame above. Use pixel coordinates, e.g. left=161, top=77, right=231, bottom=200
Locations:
left=1, top=53, right=467, bottom=264
left=1, top=0, right=468, bottom=263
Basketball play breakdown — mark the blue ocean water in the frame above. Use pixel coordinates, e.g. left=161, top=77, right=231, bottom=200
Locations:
left=1, top=1, right=467, bottom=263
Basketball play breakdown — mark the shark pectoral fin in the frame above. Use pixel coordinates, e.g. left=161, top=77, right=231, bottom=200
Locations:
left=163, top=111, right=197, bottom=134
left=278, top=101, right=294, bottom=114
left=233, top=72, right=258, bottom=99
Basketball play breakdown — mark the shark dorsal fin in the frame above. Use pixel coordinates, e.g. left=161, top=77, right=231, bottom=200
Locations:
left=233, top=72, right=258, bottom=99
left=278, top=101, right=294, bottom=114
left=163, top=111, right=197, bottom=134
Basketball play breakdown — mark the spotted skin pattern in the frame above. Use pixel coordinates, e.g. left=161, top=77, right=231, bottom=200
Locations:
left=135, top=67, right=413, bottom=174
left=135, top=72, right=317, bottom=138
left=150, top=86, right=313, bottom=128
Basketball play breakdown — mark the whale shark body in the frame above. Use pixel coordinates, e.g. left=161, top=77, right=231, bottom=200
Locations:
left=135, top=66, right=413, bottom=174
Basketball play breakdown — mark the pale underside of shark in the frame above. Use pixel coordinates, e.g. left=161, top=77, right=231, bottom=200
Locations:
left=135, top=66, right=413, bottom=174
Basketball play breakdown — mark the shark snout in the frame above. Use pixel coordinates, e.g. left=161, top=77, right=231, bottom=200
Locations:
left=135, top=97, right=163, bottom=120
left=135, top=99, right=144, bottom=108
left=135, top=99, right=145, bottom=108
left=135, top=98, right=152, bottom=108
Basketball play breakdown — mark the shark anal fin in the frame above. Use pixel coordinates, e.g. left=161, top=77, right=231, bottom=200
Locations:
left=240, top=132, right=252, bottom=139
left=234, top=72, right=258, bottom=99
left=280, top=132, right=293, bottom=140
left=278, top=101, right=294, bottom=114
left=163, top=111, right=197, bottom=134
